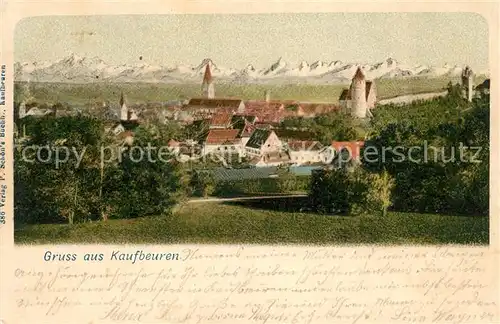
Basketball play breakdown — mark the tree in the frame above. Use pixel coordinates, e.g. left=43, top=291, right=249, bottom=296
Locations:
left=15, top=116, right=105, bottom=224
left=113, top=125, right=189, bottom=218
left=363, top=90, right=489, bottom=215
left=191, top=170, right=216, bottom=198
left=367, top=169, right=395, bottom=217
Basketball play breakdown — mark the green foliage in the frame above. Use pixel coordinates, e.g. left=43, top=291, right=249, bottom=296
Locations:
left=15, top=116, right=105, bottom=224
left=309, top=86, right=489, bottom=217
left=211, top=175, right=310, bottom=197
left=366, top=170, right=395, bottom=217
left=363, top=89, right=489, bottom=215
left=15, top=116, right=188, bottom=225
left=308, top=167, right=393, bottom=216
left=191, top=170, right=216, bottom=198
left=280, top=111, right=360, bottom=144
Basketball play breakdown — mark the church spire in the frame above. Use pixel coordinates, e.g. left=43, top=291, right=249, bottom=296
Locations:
left=353, top=67, right=365, bottom=80
left=203, top=64, right=213, bottom=84
left=202, top=63, right=215, bottom=98
left=120, top=92, right=128, bottom=121
left=119, top=92, right=125, bottom=107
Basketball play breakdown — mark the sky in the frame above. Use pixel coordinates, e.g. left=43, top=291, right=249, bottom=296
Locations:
left=14, top=13, right=489, bottom=70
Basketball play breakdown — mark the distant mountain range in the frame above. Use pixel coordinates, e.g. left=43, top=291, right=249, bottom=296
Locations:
left=14, top=54, right=489, bottom=84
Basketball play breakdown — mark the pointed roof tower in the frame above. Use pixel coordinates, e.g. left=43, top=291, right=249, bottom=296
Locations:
left=203, top=63, right=213, bottom=84
left=119, top=92, right=125, bottom=107
left=353, top=67, right=365, bottom=80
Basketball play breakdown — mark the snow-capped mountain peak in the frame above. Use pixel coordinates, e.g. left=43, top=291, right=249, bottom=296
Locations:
left=14, top=53, right=488, bottom=84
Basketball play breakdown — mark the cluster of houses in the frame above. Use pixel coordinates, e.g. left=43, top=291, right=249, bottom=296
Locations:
left=15, top=61, right=490, bottom=168
left=99, top=64, right=370, bottom=167
left=158, top=64, right=370, bottom=167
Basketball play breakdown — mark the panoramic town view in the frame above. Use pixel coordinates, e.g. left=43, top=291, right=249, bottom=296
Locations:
left=13, top=13, right=490, bottom=245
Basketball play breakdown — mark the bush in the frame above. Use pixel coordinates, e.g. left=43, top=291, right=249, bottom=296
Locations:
left=309, top=166, right=395, bottom=216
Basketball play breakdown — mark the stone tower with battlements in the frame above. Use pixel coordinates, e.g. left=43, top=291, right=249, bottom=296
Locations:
left=350, top=67, right=368, bottom=118
left=202, top=64, right=215, bottom=99
left=461, top=66, right=474, bottom=102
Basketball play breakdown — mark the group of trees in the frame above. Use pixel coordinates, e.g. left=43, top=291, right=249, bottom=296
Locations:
left=308, top=83, right=489, bottom=217
left=15, top=116, right=189, bottom=225
left=280, top=111, right=364, bottom=145
left=309, top=168, right=394, bottom=216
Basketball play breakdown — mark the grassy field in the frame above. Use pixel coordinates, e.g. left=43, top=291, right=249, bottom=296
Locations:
left=16, top=76, right=478, bottom=105
left=15, top=200, right=489, bottom=245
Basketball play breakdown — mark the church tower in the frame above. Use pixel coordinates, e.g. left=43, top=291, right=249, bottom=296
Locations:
left=202, top=63, right=215, bottom=99
left=461, top=66, right=474, bottom=102
left=350, top=67, right=368, bottom=118
left=120, top=92, right=128, bottom=121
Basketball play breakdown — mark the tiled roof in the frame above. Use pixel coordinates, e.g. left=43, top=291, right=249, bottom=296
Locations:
left=339, top=89, right=351, bottom=101
left=187, top=98, right=243, bottom=108
left=254, top=123, right=273, bottom=129
left=231, top=115, right=257, bottom=126
left=331, top=141, right=365, bottom=160
left=203, top=64, right=213, bottom=83
left=168, top=139, right=180, bottom=147
left=204, top=129, right=240, bottom=145
left=366, top=81, right=373, bottom=99
left=240, top=123, right=256, bottom=137
left=245, top=129, right=272, bottom=149
left=244, top=100, right=284, bottom=112
left=353, top=67, right=365, bottom=80
left=287, top=140, right=322, bottom=151
left=117, top=130, right=134, bottom=140
left=275, top=129, right=315, bottom=141
left=210, top=112, right=233, bottom=127
left=479, top=79, right=490, bottom=89
left=298, top=103, right=340, bottom=115
left=244, top=100, right=286, bottom=123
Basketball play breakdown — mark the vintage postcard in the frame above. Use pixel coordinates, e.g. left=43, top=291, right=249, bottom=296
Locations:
left=0, top=1, right=498, bottom=323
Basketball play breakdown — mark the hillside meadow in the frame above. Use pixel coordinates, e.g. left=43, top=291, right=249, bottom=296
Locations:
left=14, top=76, right=481, bottom=105
left=15, top=201, right=488, bottom=245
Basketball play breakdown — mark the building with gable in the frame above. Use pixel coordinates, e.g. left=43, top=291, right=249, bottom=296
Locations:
left=202, top=129, right=241, bottom=155
left=184, top=98, right=246, bottom=118
left=209, top=111, right=233, bottom=129
left=285, top=140, right=325, bottom=165
left=249, top=151, right=292, bottom=167
left=119, top=92, right=139, bottom=130
left=245, top=129, right=282, bottom=157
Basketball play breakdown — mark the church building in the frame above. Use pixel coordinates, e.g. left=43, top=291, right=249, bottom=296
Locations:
left=118, top=92, right=139, bottom=130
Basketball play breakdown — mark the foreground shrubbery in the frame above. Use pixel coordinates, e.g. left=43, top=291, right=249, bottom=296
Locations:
left=15, top=116, right=187, bottom=225
left=213, top=176, right=309, bottom=197
left=190, top=167, right=310, bottom=198
left=365, top=85, right=489, bottom=216
left=308, top=86, right=489, bottom=217
left=309, top=167, right=394, bottom=216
